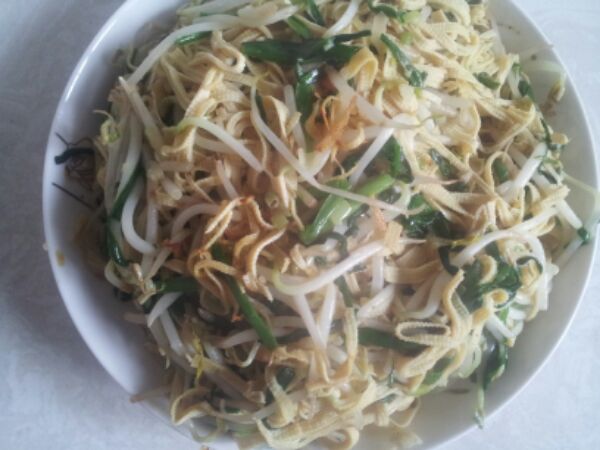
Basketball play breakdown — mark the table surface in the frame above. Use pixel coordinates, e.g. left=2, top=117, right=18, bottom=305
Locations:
left=1, top=1, right=599, bottom=449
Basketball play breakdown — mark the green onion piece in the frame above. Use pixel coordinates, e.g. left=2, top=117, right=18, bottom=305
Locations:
left=358, top=327, right=425, bottom=355
left=305, top=0, right=325, bottom=25
left=367, top=0, right=399, bottom=19
left=380, top=34, right=427, bottom=87
left=305, top=44, right=360, bottom=67
left=212, top=246, right=278, bottom=350
left=354, top=173, right=396, bottom=197
left=242, top=40, right=316, bottom=65
left=335, top=277, right=354, bottom=307
left=286, top=16, right=312, bottom=39
left=176, top=31, right=211, bottom=46
left=300, top=174, right=395, bottom=245
left=367, top=1, right=419, bottom=23
left=492, top=159, right=510, bottom=184
left=110, top=164, right=143, bottom=220
left=54, top=147, right=94, bottom=165
left=295, top=68, right=319, bottom=122
left=333, top=30, right=372, bottom=43
left=156, top=277, right=198, bottom=294
left=299, top=181, right=350, bottom=245
left=106, top=220, right=127, bottom=267
left=475, top=72, right=500, bottom=90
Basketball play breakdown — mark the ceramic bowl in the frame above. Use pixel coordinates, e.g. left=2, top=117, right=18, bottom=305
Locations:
left=42, top=1, right=598, bottom=448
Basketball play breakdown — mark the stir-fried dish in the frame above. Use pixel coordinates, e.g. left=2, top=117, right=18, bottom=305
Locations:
left=63, top=0, right=599, bottom=448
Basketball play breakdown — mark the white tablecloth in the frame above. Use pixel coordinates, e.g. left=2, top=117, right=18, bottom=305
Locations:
left=1, top=1, right=599, bottom=449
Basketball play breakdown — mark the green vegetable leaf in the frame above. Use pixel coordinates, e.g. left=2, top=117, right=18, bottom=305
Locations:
left=241, top=31, right=369, bottom=66
left=400, top=194, right=457, bottom=239
left=457, top=260, right=484, bottom=311
left=483, top=340, right=508, bottom=390
left=429, top=148, right=457, bottom=179
left=381, top=33, right=427, bottom=87
left=485, top=242, right=502, bottom=261
left=242, top=39, right=322, bottom=65
left=457, top=258, right=521, bottom=313
left=382, top=136, right=413, bottom=182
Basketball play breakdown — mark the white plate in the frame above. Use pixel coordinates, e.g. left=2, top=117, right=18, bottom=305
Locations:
left=42, top=1, right=599, bottom=448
